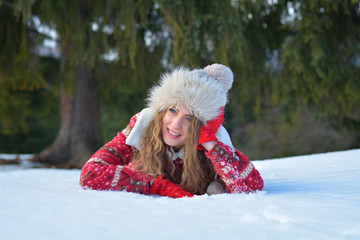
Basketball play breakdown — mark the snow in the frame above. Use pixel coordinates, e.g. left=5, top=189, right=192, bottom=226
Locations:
left=0, top=153, right=34, bottom=160
left=1, top=149, right=359, bottom=240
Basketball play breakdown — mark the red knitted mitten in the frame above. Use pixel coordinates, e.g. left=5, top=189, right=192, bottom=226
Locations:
left=120, top=167, right=152, bottom=194
left=197, top=107, right=224, bottom=150
left=150, top=175, right=194, bottom=198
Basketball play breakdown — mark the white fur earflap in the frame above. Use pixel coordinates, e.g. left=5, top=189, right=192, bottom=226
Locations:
left=147, top=64, right=234, bottom=123
left=125, top=108, right=155, bottom=150
left=126, top=108, right=234, bottom=151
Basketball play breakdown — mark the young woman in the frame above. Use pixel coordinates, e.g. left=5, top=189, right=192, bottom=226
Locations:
left=79, top=64, right=264, bottom=198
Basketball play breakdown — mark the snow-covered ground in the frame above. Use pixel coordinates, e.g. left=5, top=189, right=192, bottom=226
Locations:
left=0, top=149, right=359, bottom=240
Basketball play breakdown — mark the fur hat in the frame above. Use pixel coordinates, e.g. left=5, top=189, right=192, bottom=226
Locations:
left=147, top=63, right=234, bottom=123
left=126, top=64, right=235, bottom=150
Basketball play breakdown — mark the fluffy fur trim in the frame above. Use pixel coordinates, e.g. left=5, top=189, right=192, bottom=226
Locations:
left=126, top=108, right=234, bottom=151
left=147, top=64, right=233, bottom=123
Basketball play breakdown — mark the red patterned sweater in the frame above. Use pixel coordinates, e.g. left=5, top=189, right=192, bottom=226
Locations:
left=80, top=113, right=264, bottom=195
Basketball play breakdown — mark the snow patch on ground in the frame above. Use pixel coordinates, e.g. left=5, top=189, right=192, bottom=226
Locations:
left=0, top=153, right=34, bottom=160
left=0, top=149, right=359, bottom=240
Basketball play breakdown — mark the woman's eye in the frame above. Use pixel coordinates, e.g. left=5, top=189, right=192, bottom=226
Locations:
left=185, top=117, right=192, bottom=122
left=169, top=108, right=177, bottom=114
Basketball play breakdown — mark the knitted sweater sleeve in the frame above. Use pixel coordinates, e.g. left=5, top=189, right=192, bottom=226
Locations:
left=79, top=113, right=153, bottom=194
left=205, top=140, right=264, bottom=193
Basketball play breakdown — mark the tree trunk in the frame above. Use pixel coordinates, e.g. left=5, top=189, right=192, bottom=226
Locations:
left=35, top=64, right=103, bottom=168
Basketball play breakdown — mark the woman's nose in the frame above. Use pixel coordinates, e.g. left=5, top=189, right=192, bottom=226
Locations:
left=171, top=116, right=182, bottom=129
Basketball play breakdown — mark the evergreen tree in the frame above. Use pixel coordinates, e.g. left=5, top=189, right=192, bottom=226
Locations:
left=1, top=0, right=163, bottom=167
left=279, top=0, right=360, bottom=131
left=0, top=0, right=46, bottom=135
left=33, top=0, right=164, bottom=167
left=1, top=0, right=359, bottom=165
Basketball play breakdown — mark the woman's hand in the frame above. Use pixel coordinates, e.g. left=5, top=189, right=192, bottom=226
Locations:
left=201, top=141, right=215, bottom=151
left=197, top=107, right=224, bottom=150
left=150, top=175, right=194, bottom=198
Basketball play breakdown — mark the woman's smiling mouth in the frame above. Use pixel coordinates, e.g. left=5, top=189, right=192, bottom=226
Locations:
left=168, top=128, right=180, bottom=138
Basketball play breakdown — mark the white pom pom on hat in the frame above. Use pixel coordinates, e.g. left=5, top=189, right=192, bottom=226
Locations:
left=204, top=63, right=234, bottom=92
left=147, top=63, right=234, bottom=123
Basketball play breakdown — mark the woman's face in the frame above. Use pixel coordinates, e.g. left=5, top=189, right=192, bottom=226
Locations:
left=162, top=105, right=192, bottom=151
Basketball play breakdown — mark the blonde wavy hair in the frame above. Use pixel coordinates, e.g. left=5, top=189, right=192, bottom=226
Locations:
left=133, top=110, right=216, bottom=195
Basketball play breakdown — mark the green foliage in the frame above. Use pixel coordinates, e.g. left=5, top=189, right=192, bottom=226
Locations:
left=97, top=45, right=164, bottom=142
left=34, top=0, right=156, bottom=70
left=0, top=1, right=46, bottom=134
left=0, top=86, right=60, bottom=153
left=279, top=0, right=360, bottom=130
left=0, top=0, right=359, bottom=157
left=0, top=54, right=60, bottom=152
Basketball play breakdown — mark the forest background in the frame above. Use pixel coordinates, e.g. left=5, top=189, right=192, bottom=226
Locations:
left=0, top=0, right=359, bottom=168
